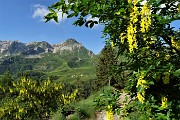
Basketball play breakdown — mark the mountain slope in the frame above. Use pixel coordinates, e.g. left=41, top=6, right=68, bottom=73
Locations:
left=0, top=39, right=97, bottom=82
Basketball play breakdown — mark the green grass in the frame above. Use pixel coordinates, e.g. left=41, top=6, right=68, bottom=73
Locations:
left=51, top=86, right=113, bottom=120
left=40, top=54, right=97, bottom=83
left=47, top=63, right=96, bottom=83
left=74, top=86, right=114, bottom=119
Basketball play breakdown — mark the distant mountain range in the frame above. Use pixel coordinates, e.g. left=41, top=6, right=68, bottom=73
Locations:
left=0, top=39, right=94, bottom=57
left=0, top=39, right=97, bottom=80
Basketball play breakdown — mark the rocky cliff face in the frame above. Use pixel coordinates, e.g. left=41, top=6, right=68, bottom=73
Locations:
left=0, top=39, right=94, bottom=57
left=52, top=39, right=94, bottom=57
left=53, top=39, right=83, bottom=52
left=23, top=41, right=53, bottom=55
left=0, top=40, right=27, bottom=55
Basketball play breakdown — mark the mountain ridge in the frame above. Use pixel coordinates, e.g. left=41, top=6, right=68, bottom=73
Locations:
left=0, top=39, right=95, bottom=57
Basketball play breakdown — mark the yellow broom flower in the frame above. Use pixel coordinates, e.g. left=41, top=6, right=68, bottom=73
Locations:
left=161, top=96, right=168, bottom=108
left=137, top=91, right=145, bottom=104
left=106, top=105, right=113, bottom=120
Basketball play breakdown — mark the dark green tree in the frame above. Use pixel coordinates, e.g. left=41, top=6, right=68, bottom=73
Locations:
left=0, top=71, right=13, bottom=99
left=0, top=71, right=13, bottom=86
left=96, top=45, right=121, bottom=88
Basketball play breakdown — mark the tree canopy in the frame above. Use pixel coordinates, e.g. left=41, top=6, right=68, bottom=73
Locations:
left=45, top=0, right=180, bottom=119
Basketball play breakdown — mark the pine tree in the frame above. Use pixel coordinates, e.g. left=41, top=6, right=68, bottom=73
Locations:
left=96, top=45, right=118, bottom=87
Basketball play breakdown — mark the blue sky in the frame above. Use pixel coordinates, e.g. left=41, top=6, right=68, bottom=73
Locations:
left=0, top=0, right=105, bottom=54
left=0, top=0, right=179, bottom=54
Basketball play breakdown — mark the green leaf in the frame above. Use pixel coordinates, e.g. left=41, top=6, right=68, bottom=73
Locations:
left=149, top=81, right=154, bottom=85
left=152, top=73, right=157, bottom=79
left=54, top=15, right=58, bottom=23
left=67, top=12, right=77, bottom=18
left=45, top=13, right=54, bottom=23
left=173, top=69, right=180, bottom=77
left=48, top=7, right=55, bottom=13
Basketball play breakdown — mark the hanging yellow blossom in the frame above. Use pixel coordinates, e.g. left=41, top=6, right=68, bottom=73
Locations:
left=136, top=71, right=148, bottom=89
left=171, top=36, right=180, bottom=50
left=134, top=0, right=138, bottom=5
left=140, top=3, right=151, bottom=33
left=137, top=91, right=145, bottom=104
left=136, top=71, right=149, bottom=103
left=127, top=23, right=137, bottom=53
left=106, top=105, right=113, bottom=120
left=120, top=33, right=126, bottom=43
left=126, top=0, right=139, bottom=53
left=128, top=0, right=132, bottom=4
left=62, top=89, right=78, bottom=104
left=161, top=96, right=168, bottom=108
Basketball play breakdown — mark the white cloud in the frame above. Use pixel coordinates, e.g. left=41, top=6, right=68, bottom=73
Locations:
left=32, top=4, right=67, bottom=24
left=32, top=4, right=49, bottom=19
left=86, top=15, right=99, bottom=28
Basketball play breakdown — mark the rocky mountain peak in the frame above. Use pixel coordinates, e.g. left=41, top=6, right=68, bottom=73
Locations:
left=0, top=40, right=26, bottom=55
left=23, top=41, right=53, bottom=55
left=52, top=39, right=83, bottom=53
left=0, top=39, right=95, bottom=57
left=63, top=38, right=79, bottom=45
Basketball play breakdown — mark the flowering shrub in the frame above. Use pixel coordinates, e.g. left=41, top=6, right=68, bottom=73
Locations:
left=0, top=78, right=78, bottom=119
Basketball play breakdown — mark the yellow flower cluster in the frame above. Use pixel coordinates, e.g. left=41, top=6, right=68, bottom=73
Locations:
left=161, top=96, right=168, bottom=108
left=15, top=77, right=36, bottom=88
left=171, top=36, right=180, bottom=50
left=136, top=72, right=148, bottom=88
left=119, top=1, right=152, bottom=52
left=62, top=89, right=78, bottom=104
left=106, top=105, right=114, bottom=120
left=0, top=99, right=27, bottom=119
left=128, top=0, right=132, bottom=4
left=127, top=23, right=138, bottom=53
left=137, top=91, right=145, bottom=104
left=140, top=3, right=151, bottom=33
left=146, top=37, right=156, bottom=48
left=43, top=79, right=51, bottom=86
left=20, top=89, right=27, bottom=95
left=165, top=53, right=170, bottom=60
left=120, top=33, right=126, bottom=43
left=136, top=71, right=149, bottom=103
left=126, top=0, right=139, bottom=53
left=155, top=51, right=160, bottom=57
left=1, top=77, right=77, bottom=119
left=162, top=72, right=170, bottom=84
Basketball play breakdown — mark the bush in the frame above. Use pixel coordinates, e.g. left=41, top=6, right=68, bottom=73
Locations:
left=0, top=78, right=78, bottom=119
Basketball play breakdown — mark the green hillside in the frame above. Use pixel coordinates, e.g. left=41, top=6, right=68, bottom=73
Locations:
left=0, top=52, right=97, bottom=82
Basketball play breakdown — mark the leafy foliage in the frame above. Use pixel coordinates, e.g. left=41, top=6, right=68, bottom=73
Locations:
left=45, top=0, right=180, bottom=119
left=0, top=78, right=78, bottom=119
